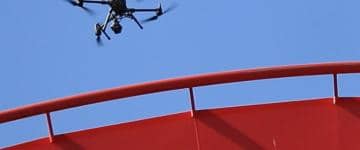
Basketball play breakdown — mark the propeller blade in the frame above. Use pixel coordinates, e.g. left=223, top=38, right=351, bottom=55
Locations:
left=95, top=23, right=110, bottom=46
left=96, top=36, right=103, bottom=46
left=64, top=0, right=95, bottom=16
left=141, top=16, right=158, bottom=23
left=163, top=3, right=178, bottom=14
left=141, top=3, right=178, bottom=23
left=64, top=0, right=78, bottom=6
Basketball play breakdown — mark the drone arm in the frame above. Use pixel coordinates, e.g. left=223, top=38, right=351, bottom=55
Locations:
left=82, top=0, right=109, bottom=4
left=129, top=8, right=159, bottom=13
left=102, top=9, right=113, bottom=31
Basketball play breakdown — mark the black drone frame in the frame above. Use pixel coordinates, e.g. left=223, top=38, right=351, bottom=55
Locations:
left=66, top=0, right=173, bottom=42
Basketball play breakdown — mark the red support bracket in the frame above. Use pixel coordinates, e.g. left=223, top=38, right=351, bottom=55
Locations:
left=333, top=74, right=339, bottom=104
left=45, top=112, right=55, bottom=143
left=188, top=87, right=197, bottom=117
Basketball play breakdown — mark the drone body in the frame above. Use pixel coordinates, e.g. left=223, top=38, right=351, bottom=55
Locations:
left=66, top=0, right=176, bottom=44
left=109, top=0, right=128, bottom=14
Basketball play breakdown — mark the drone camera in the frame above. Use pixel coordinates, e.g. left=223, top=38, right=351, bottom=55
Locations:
left=111, top=20, right=122, bottom=34
left=157, top=4, right=163, bottom=16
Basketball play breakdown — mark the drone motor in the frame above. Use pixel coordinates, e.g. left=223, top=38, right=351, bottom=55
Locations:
left=77, top=0, right=84, bottom=6
left=95, top=23, right=102, bottom=36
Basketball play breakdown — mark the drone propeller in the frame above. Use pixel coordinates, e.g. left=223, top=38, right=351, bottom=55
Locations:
left=142, top=3, right=178, bottom=23
left=96, top=36, right=103, bottom=46
left=142, top=15, right=158, bottom=23
left=96, top=33, right=110, bottom=46
left=95, top=23, right=111, bottom=46
left=64, top=0, right=95, bottom=15
left=163, top=3, right=178, bottom=14
left=64, top=0, right=80, bottom=6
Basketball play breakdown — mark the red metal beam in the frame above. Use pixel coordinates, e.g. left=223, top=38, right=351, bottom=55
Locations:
left=1, top=62, right=360, bottom=123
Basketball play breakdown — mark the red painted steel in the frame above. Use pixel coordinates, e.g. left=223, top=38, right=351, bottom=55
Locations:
left=192, top=118, right=201, bottom=150
left=1, top=61, right=360, bottom=123
left=195, top=97, right=360, bottom=150
left=5, top=97, right=360, bottom=150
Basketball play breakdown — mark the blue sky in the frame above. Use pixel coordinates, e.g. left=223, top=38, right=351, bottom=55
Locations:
left=1, top=0, right=360, bottom=147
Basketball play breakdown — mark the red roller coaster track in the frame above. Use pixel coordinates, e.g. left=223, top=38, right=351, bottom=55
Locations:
left=1, top=61, right=360, bottom=149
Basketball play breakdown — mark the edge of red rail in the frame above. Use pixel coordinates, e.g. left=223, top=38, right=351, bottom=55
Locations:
left=1, top=61, right=360, bottom=123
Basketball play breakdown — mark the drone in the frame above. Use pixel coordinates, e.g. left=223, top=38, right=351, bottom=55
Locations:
left=65, top=0, right=177, bottom=44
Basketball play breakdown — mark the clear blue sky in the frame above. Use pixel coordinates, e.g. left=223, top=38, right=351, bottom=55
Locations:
left=1, top=0, right=359, bottom=147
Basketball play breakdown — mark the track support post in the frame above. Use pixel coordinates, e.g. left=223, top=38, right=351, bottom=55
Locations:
left=188, top=87, right=197, bottom=117
left=332, top=74, right=339, bottom=104
left=45, top=112, right=55, bottom=143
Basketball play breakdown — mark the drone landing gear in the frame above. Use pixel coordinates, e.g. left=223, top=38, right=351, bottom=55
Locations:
left=95, top=23, right=111, bottom=45
left=95, top=23, right=111, bottom=40
left=130, top=15, right=143, bottom=30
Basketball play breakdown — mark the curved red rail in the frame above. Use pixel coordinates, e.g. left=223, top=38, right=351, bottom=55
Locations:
left=1, top=61, right=360, bottom=123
